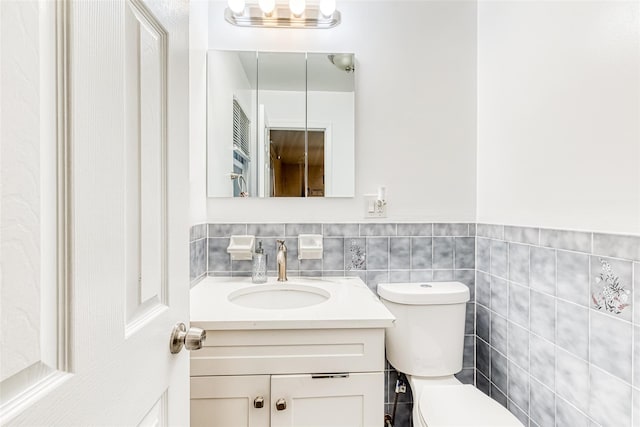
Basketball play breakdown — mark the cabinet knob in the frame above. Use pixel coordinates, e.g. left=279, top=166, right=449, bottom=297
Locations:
left=254, top=396, right=264, bottom=409
left=275, top=398, right=287, bottom=411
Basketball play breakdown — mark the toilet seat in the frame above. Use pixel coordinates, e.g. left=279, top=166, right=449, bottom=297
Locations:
left=418, top=384, right=523, bottom=427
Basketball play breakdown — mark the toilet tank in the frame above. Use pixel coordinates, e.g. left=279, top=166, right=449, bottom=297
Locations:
left=377, top=282, right=470, bottom=377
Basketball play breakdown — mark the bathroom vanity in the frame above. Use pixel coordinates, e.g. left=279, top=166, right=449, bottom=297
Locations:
left=189, top=277, right=394, bottom=427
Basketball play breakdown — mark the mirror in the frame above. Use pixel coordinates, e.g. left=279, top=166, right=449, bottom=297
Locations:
left=206, top=50, right=355, bottom=198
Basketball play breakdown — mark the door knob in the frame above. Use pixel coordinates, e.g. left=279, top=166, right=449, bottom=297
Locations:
left=254, top=396, right=264, bottom=408
left=170, top=322, right=206, bottom=354
left=275, top=398, right=287, bottom=411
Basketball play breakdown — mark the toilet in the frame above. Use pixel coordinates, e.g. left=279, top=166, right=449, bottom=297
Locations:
left=377, top=282, right=523, bottom=427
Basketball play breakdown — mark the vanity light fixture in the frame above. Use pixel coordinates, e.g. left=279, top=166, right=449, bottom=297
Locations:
left=225, top=0, right=341, bottom=29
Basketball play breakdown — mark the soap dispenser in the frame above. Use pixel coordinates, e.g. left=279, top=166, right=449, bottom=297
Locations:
left=252, top=241, right=267, bottom=284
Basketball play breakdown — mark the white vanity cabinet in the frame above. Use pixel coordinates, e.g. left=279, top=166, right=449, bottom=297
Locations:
left=189, top=277, right=395, bottom=427
left=189, top=328, right=385, bottom=427
left=191, top=372, right=382, bottom=427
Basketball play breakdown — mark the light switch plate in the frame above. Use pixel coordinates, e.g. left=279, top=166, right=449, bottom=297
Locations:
left=364, top=194, right=386, bottom=218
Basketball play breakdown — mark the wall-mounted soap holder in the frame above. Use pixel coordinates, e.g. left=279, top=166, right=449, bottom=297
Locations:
left=298, top=234, right=323, bottom=260
left=227, top=235, right=255, bottom=261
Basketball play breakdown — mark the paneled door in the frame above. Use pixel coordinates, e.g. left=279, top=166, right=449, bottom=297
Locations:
left=1, top=0, right=191, bottom=425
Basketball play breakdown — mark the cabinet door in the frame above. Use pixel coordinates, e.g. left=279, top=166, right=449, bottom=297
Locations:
left=191, top=375, right=270, bottom=427
left=270, top=372, right=383, bottom=427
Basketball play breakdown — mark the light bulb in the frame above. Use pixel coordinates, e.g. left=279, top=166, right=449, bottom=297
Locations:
left=258, top=0, right=276, bottom=15
left=319, top=0, right=336, bottom=17
left=228, top=0, right=245, bottom=15
left=289, top=0, right=305, bottom=17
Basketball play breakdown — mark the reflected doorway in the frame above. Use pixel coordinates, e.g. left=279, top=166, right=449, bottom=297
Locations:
left=269, top=129, right=325, bottom=197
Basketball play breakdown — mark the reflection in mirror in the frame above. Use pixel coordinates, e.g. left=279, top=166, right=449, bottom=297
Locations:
left=206, top=50, right=355, bottom=198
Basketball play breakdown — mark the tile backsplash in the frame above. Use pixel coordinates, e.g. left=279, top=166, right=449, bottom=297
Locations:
left=189, top=222, right=640, bottom=427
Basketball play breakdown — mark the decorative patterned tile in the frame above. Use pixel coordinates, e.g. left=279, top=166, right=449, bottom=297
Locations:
left=557, top=250, right=590, bottom=306
left=504, top=225, right=539, bottom=245
left=593, top=233, right=640, bottom=262
left=490, top=240, right=508, bottom=279
left=530, top=290, right=556, bottom=343
left=530, top=246, right=556, bottom=296
left=433, top=223, right=469, bottom=236
left=508, top=283, right=529, bottom=329
left=589, top=366, right=632, bottom=427
left=556, top=347, right=589, bottom=413
left=389, top=237, right=411, bottom=270
left=556, top=300, right=589, bottom=360
left=540, top=228, right=592, bottom=253
left=455, top=237, right=475, bottom=269
left=345, top=238, right=366, bottom=271
left=591, top=256, right=633, bottom=321
left=590, top=310, right=632, bottom=382
left=433, top=237, right=454, bottom=269
left=410, top=237, right=432, bottom=269
left=396, top=223, right=432, bottom=236
left=508, top=243, right=530, bottom=286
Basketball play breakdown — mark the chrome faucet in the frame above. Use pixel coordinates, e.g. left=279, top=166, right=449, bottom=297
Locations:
left=276, top=240, right=288, bottom=282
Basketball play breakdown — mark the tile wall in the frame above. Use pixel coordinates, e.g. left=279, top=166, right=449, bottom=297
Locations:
left=189, top=221, right=640, bottom=427
left=190, top=222, right=477, bottom=427
left=475, top=224, right=640, bottom=427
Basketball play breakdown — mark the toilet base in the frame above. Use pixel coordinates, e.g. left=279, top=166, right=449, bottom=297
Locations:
left=407, top=375, right=524, bottom=427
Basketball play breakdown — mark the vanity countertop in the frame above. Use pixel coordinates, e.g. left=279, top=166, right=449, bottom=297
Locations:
left=190, top=276, right=395, bottom=330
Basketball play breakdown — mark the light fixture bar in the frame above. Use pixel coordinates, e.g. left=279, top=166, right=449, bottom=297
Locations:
left=225, top=5, right=341, bottom=29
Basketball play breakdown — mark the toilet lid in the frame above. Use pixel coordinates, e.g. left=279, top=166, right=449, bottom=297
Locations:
left=419, top=385, right=523, bottom=427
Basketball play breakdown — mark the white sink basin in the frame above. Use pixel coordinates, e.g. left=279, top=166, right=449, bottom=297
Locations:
left=228, top=283, right=330, bottom=309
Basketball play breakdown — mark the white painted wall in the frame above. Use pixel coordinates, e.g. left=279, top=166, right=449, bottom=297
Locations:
left=204, top=0, right=478, bottom=222
left=189, top=0, right=209, bottom=223
left=477, top=1, right=640, bottom=235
